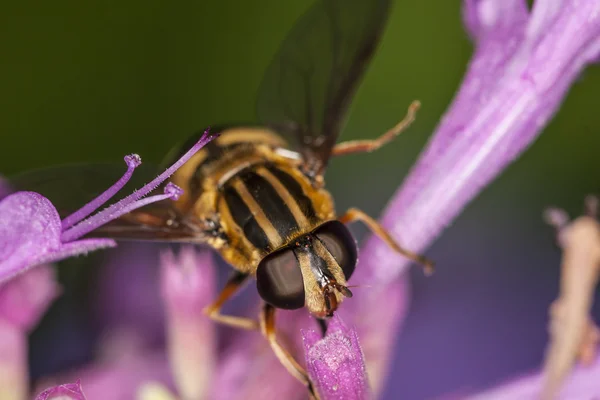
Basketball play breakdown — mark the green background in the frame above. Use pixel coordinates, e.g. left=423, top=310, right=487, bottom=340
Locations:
left=2, top=1, right=599, bottom=398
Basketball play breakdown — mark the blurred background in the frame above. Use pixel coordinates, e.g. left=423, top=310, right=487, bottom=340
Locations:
left=1, top=1, right=600, bottom=399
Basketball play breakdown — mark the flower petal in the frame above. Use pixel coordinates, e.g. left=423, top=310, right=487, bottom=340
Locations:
left=0, top=264, right=60, bottom=331
left=303, top=316, right=370, bottom=400
left=360, top=0, right=600, bottom=284
left=0, top=320, right=28, bottom=400
left=35, top=352, right=172, bottom=400
left=35, top=380, right=86, bottom=400
left=340, top=279, right=407, bottom=395
left=136, top=382, right=178, bottom=400
left=465, top=355, right=600, bottom=399
left=160, top=247, right=216, bottom=400
left=212, top=309, right=313, bottom=400
left=94, top=243, right=166, bottom=351
left=0, top=262, right=60, bottom=399
left=463, top=0, right=528, bottom=42
left=0, top=192, right=115, bottom=283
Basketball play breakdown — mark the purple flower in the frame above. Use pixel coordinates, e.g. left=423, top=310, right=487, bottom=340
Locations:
left=345, top=0, right=600, bottom=397
left=34, top=352, right=172, bottom=400
left=0, top=129, right=216, bottom=283
left=0, top=266, right=60, bottom=400
left=160, top=247, right=216, bottom=400
left=35, top=380, right=87, bottom=400
left=303, top=316, right=370, bottom=400
left=360, top=0, right=600, bottom=282
left=465, top=355, right=600, bottom=399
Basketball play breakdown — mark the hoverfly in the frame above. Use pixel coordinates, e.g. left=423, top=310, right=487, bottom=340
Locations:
left=12, top=0, right=432, bottom=396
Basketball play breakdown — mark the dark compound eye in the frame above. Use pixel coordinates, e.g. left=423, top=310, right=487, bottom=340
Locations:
left=256, top=248, right=305, bottom=309
left=314, top=221, right=358, bottom=281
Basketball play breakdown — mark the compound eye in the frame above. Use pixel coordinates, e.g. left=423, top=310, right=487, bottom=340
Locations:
left=256, top=248, right=305, bottom=309
left=315, top=221, right=358, bottom=281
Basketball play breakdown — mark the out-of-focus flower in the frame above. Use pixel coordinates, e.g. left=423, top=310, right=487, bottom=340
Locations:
left=35, top=247, right=216, bottom=400
left=34, top=352, right=172, bottom=400
left=0, top=129, right=216, bottom=283
left=465, top=355, right=600, bottom=399
left=159, top=247, right=216, bottom=400
left=35, top=380, right=86, bottom=400
left=0, top=266, right=60, bottom=400
left=210, top=308, right=311, bottom=400
left=303, top=316, right=370, bottom=400
left=93, top=242, right=167, bottom=353
left=540, top=197, right=600, bottom=399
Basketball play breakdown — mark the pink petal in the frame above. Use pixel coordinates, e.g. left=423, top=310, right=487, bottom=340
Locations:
left=160, top=247, right=216, bottom=400
left=466, top=355, right=600, bottom=399
left=35, top=352, right=172, bottom=400
left=0, top=264, right=60, bottom=331
left=35, top=380, right=86, bottom=400
left=0, top=320, right=28, bottom=400
left=212, top=309, right=313, bottom=400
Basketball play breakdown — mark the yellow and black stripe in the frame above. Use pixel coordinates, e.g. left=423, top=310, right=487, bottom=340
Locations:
left=221, top=165, right=318, bottom=252
left=169, top=126, right=288, bottom=209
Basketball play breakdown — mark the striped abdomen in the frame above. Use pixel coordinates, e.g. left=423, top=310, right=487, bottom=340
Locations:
left=220, top=164, right=322, bottom=254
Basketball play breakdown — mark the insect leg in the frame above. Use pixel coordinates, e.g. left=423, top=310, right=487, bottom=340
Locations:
left=203, top=271, right=259, bottom=330
left=339, top=207, right=434, bottom=275
left=331, top=101, right=420, bottom=157
left=260, top=303, right=319, bottom=399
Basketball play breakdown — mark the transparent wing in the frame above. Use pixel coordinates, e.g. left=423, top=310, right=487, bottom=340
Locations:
left=256, top=0, right=392, bottom=177
left=9, top=163, right=200, bottom=242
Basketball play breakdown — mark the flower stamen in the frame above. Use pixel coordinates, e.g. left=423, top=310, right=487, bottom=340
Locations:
left=60, top=128, right=216, bottom=243
left=61, top=154, right=142, bottom=230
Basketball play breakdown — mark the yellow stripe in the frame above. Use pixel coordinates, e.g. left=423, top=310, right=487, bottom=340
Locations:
left=231, top=177, right=282, bottom=247
left=216, top=127, right=287, bottom=147
left=254, top=166, right=310, bottom=231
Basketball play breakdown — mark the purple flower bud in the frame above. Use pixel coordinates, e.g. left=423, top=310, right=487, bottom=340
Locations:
left=303, top=316, right=370, bottom=400
left=0, top=129, right=218, bottom=284
left=35, top=381, right=86, bottom=400
left=160, top=246, right=216, bottom=400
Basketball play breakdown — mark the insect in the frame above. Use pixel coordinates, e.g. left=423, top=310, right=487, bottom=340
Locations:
left=12, top=0, right=432, bottom=396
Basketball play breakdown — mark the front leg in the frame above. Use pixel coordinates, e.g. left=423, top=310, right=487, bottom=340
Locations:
left=331, top=100, right=420, bottom=157
left=260, top=303, right=319, bottom=399
left=338, top=207, right=434, bottom=275
left=203, top=271, right=259, bottom=331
